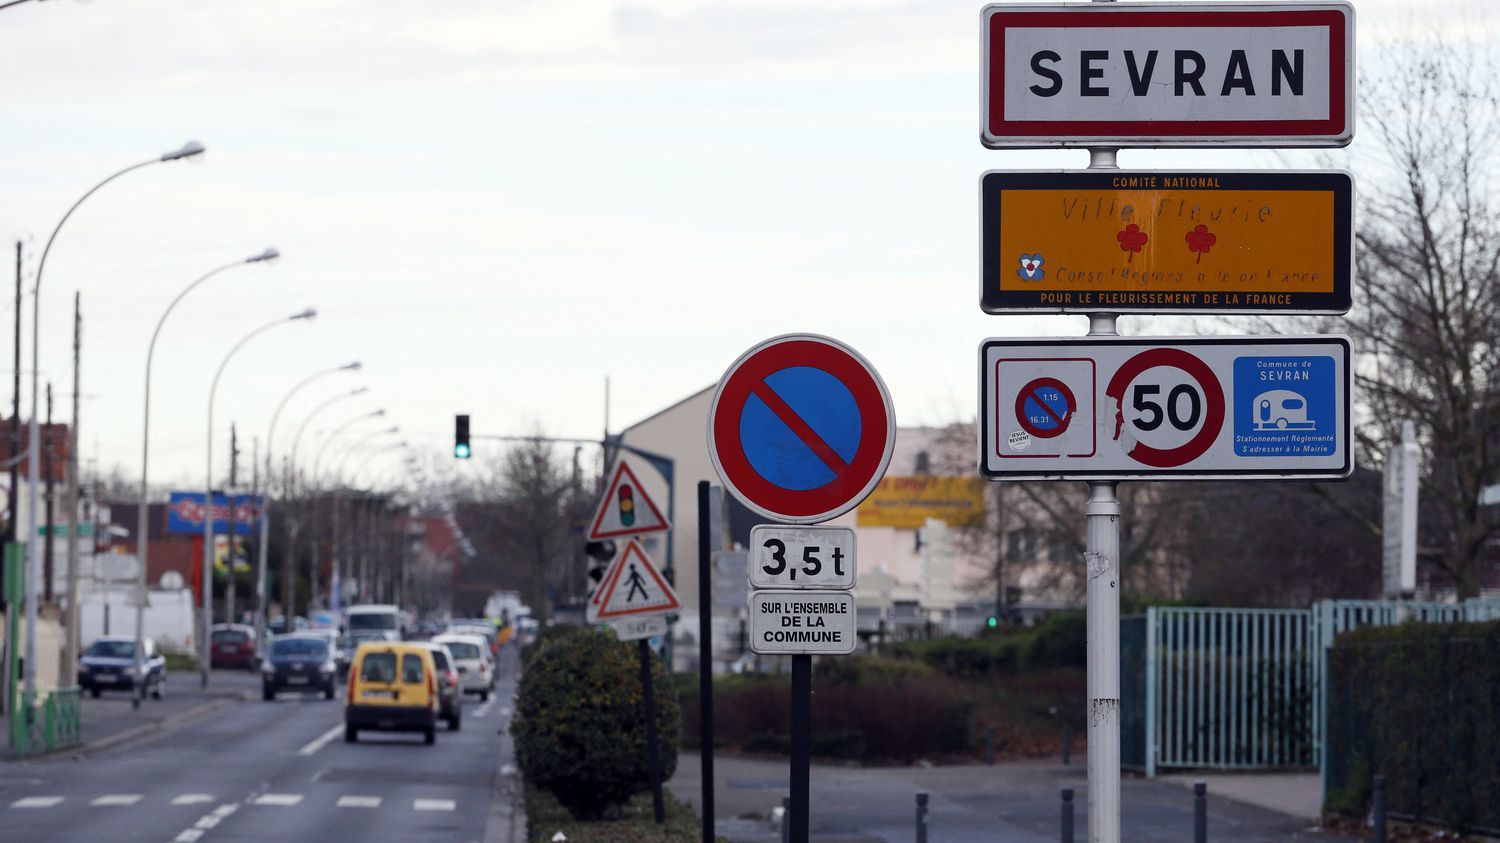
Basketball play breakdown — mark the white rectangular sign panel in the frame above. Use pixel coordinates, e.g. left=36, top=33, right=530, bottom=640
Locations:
left=981, top=2, right=1354, bottom=148
left=1381, top=422, right=1419, bottom=598
left=749, top=591, right=857, bottom=655
left=979, top=336, right=1352, bottom=480
left=748, top=525, right=856, bottom=590
left=611, top=614, right=668, bottom=642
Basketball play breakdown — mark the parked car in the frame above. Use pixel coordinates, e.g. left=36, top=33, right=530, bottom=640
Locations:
left=337, top=631, right=389, bottom=680
left=432, top=633, right=493, bottom=701
left=344, top=641, right=439, bottom=745
left=79, top=636, right=167, bottom=699
left=421, top=642, right=462, bottom=731
left=209, top=624, right=258, bottom=670
left=262, top=634, right=337, bottom=700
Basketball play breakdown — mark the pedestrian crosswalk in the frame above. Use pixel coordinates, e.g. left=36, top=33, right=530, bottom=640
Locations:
left=7, top=793, right=460, bottom=812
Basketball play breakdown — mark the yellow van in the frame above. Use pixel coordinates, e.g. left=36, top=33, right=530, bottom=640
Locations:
left=344, top=642, right=439, bottom=745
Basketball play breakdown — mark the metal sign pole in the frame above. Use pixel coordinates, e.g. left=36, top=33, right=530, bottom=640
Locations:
left=638, top=637, right=666, bottom=824
left=1085, top=143, right=1122, bottom=843
left=789, top=653, right=811, bottom=843
left=696, top=481, right=716, bottom=843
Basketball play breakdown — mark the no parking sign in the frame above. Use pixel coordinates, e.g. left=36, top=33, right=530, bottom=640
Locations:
left=708, top=334, right=895, bottom=524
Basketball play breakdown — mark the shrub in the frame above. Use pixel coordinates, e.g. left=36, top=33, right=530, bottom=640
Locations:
left=512, top=627, right=681, bottom=820
left=814, top=654, right=935, bottom=686
left=1324, top=620, right=1500, bottom=833
left=520, top=622, right=587, bottom=666
left=892, top=612, right=1086, bottom=679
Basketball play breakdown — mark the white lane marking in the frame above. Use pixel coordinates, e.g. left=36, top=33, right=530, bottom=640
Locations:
left=173, top=830, right=204, bottom=843
left=179, top=802, right=237, bottom=841
left=501, top=763, right=517, bottom=776
left=91, top=794, right=143, bottom=806
left=472, top=700, right=494, bottom=718
left=336, top=795, right=381, bottom=809
left=172, top=794, right=215, bottom=806
left=413, top=798, right=456, bottom=812
left=297, top=723, right=344, bottom=756
left=251, top=793, right=304, bottom=807
left=499, top=707, right=512, bottom=717
left=211, top=804, right=238, bottom=819
left=11, top=796, right=64, bottom=808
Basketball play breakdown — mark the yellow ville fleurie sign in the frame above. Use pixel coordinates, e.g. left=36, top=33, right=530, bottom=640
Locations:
left=980, top=170, right=1352, bottom=314
left=856, top=476, right=985, bottom=530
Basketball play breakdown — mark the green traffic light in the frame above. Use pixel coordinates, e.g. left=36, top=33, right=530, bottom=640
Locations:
left=454, top=443, right=471, bottom=459
left=986, top=616, right=998, bottom=628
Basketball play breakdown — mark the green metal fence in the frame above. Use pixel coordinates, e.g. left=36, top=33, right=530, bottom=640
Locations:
left=4, top=540, right=84, bottom=757
left=1127, top=598, right=1500, bottom=781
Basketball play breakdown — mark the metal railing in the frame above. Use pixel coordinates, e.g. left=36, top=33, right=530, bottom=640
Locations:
left=8, top=686, right=82, bottom=756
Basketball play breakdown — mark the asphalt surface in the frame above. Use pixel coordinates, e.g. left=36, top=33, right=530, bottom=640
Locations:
left=2, top=655, right=521, bottom=843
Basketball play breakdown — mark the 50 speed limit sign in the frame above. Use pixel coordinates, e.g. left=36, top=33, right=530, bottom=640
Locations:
left=980, top=336, right=1351, bottom=480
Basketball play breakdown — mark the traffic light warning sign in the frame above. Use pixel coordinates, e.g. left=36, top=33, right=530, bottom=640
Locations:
left=586, top=457, right=670, bottom=541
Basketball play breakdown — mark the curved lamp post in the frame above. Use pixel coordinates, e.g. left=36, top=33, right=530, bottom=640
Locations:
left=131, top=249, right=278, bottom=705
left=252, top=361, right=361, bottom=650
left=199, top=308, right=317, bottom=687
left=331, top=426, right=400, bottom=604
left=307, top=409, right=385, bottom=609
left=28, top=140, right=205, bottom=703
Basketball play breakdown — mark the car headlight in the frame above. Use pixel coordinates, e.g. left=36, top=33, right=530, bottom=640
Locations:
left=261, top=660, right=275, bottom=673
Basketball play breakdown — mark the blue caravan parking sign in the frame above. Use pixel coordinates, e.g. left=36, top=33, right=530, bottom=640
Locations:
left=1232, top=356, right=1338, bottom=457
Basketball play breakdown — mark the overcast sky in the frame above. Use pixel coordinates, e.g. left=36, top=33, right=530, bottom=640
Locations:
left=0, top=0, right=1490, bottom=492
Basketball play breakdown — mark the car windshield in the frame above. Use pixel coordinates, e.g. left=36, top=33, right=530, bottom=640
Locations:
left=212, top=630, right=248, bottom=643
left=360, top=652, right=397, bottom=683
left=430, top=649, right=451, bottom=671
left=86, top=640, right=135, bottom=659
left=270, top=638, right=327, bottom=658
left=401, top=654, right=425, bottom=684
left=347, top=613, right=397, bottom=632
left=444, top=642, right=482, bottom=660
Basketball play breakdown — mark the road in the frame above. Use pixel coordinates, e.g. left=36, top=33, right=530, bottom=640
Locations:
left=1, top=664, right=520, bottom=843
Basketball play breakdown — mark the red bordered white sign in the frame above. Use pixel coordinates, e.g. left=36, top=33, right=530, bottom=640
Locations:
left=981, top=2, right=1355, bottom=148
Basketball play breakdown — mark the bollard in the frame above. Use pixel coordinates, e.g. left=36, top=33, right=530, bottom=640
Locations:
left=1193, top=781, right=1207, bottom=843
left=781, top=796, right=790, bottom=843
left=1061, top=724, right=1072, bottom=766
left=915, top=791, right=929, bottom=843
left=986, top=725, right=997, bottom=766
left=1060, top=788, right=1075, bottom=843
left=1372, top=775, right=1386, bottom=843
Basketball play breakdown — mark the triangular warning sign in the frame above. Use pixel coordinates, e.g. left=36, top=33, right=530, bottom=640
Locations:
left=594, top=540, right=680, bottom=620
left=587, top=458, right=670, bottom=540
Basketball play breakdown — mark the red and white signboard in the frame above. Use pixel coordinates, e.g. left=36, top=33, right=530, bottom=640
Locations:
left=981, top=2, right=1354, bottom=148
left=708, top=334, right=895, bottom=524
left=590, top=539, right=680, bottom=621
left=980, top=336, right=1352, bottom=480
left=586, top=457, right=670, bottom=541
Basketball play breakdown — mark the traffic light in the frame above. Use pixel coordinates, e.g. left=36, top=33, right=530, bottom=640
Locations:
left=986, top=615, right=999, bottom=629
left=617, top=483, right=635, bottom=527
left=454, top=414, right=471, bottom=459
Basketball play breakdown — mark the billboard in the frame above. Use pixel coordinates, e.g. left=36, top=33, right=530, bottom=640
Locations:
left=856, top=476, right=985, bottom=529
left=166, top=492, right=263, bottom=536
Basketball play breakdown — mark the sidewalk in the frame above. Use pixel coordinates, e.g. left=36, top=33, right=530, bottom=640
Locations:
left=669, top=753, right=1352, bottom=842
left=5, top=669, right=259, bottom=761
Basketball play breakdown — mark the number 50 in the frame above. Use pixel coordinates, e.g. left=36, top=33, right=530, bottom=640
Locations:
left=1131, top=383, right=1201, bottom=432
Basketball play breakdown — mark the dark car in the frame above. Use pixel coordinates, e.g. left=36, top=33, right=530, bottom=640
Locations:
left=210, top=624, right=258, bottom=670
left=79, top=636, right=167, bottom=699
left=261, top=634, right=336, bottom=700
left=423, top=643, right=462, bottom=731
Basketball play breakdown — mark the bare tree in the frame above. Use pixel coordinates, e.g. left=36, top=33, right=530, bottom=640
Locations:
left=1345, top=37, right=1500, bottom=596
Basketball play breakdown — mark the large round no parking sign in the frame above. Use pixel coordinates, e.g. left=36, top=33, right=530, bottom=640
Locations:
left=708, top=334, right=895, bottom=524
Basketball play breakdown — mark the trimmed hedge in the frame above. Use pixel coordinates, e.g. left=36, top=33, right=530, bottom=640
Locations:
left=512, top=627, right=681, bottom=820
left=1324, top=620, right=1500, bottom=833
left=892, top=612, right=1086, bottom=679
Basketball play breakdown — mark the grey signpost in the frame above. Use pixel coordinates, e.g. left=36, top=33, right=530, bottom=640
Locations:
left=979, top=3, right=1356, bottom=839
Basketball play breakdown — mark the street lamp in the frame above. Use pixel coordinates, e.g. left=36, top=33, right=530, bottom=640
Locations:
left=27, top=140, right=206, bottom=705
left=199, top=308, right=317, bottom=687
left=253, top=361, right=361, bottom=650
left=307, top=408, right=385, bottom=609
left=132, top=249, right=278, bottom=706
left=331, top=427, right=399, bottom=605
left=280, top=386, right=371, bottom=618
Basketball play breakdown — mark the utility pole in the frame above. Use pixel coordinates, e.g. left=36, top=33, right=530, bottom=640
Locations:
left=63, top=293, right=81, bottom=685
left=43, top=382, right=53, bottom=602
left=250, top=437, right=258, bottom=631
left=225, top=424, right=238, bottom=627
left=6, top=242, right=18, bottom=548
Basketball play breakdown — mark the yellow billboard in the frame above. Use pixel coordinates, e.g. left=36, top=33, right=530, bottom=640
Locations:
left=981, top=170, right=1352, bottom=314
left=856, top=476, right=985, bottom=529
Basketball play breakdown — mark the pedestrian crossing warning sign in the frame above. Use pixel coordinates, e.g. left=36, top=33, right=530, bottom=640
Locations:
left=587, top=458, right=671, bottom=541
left=593, top=539, right=680, bottom=620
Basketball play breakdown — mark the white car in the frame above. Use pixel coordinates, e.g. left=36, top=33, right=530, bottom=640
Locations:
left=432, top=633, right=494, bottom=701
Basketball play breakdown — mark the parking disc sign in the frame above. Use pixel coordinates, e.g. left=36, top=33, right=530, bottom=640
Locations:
left=709, top=334, right=896, bottom=524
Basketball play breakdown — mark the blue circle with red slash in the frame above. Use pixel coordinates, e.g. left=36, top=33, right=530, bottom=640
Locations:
left=1014, top=377, right=1075, bottom=439
left=709, top=335, right=895, bottom=524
